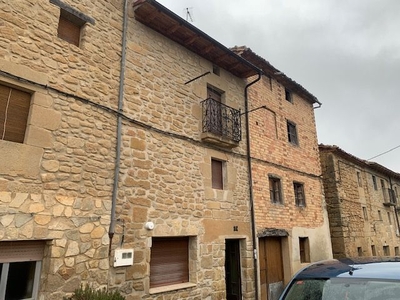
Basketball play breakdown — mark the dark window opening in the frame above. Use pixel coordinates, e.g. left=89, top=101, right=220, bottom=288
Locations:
left=372, top=175, right=377, bottom=190
left=287, top=121, right=298, bottom=145
left=294, top=182, right=305, bottom=207
left=285, top=88, right=292, bottom=102
left=212, top=65, right=220, bottom=76
left=362, top=207, right=368, bottom=220
left=269, top=177, right=282, bottom=204
left=299, top=237, right=310, bottom=263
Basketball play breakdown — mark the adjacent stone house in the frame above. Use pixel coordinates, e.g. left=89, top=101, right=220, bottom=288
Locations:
left=0, top=0, right=261, bottom=299
left=319, top=144, right=400, bottom=258
left=234, top=47, right=333, bottom=300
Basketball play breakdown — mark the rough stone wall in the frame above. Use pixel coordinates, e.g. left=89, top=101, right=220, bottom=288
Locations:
left=320, top=149, right=400, bottom=259
left=1, top=1, right=256, bottom=299
left=248, top=75, right=332, bottom=278
left=104, top=15, right=255, bottom=300
left=0, top=0, right=123, bottom=299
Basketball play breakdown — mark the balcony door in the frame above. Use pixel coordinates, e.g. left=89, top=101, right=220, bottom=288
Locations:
left=207, top=86, right=222, bottom=135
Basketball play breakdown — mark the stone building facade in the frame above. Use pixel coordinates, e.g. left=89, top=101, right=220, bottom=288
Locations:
left=0, top=0, right=262, bottom=299
left=234, top=47, right=333, bottom=300
left=319, top=145, right=400, bottom=259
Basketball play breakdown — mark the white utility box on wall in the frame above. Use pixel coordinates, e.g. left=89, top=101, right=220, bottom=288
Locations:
left=114, top=249, right=134, bottom=267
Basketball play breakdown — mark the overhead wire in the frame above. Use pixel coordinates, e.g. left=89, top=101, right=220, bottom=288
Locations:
left=367, top=144, right=400, bottom=161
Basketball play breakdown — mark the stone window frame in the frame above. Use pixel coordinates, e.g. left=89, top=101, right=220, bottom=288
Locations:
left=50, top=0, right=95, bottom=47
left=0, top=71, right=61, bottom=178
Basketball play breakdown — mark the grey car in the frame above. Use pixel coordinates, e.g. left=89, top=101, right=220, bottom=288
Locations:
left=279, top=257, right=400, bottom=300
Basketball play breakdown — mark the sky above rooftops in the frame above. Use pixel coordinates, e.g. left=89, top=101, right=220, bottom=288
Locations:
left=158, top=0, right=400, bottom=173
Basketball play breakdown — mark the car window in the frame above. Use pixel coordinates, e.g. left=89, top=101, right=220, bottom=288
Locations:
left=282, top=278, right=400, bottom=300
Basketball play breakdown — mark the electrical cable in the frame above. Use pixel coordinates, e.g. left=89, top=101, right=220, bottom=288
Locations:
left=367, top=144, right=400, bottom=161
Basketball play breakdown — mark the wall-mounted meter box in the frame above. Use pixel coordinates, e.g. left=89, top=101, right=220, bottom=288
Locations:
left=114, top=249, right=134, bottom=267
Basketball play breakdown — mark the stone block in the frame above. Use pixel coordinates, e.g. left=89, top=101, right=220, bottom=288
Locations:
left=0, top=141, right=43, bottom=178
left=30, top=104, right=62, bottom=131
left=25, top=125, right=53, bottom=148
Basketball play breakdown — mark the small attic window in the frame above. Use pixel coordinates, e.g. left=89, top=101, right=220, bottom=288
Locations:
left=50, top=0, right=95, bottom=47
left=213, top=65, right=220, bottom=76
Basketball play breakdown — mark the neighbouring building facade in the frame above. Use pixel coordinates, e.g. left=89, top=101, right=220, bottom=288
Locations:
left=319, top=144, right=400, bottom=258
left=0, top=0, right=262, bottom=299
left=234, top=47, right=333, bottom=300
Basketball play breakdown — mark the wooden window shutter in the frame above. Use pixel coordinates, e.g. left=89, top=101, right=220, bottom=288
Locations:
left=57, top=10, right=84, bottom=47
left=0, top=241, right=46, bottom=263
left=0, top=84, right=31, bottom=143
left=212, top=159, right=223, bottom=189
left=150, top=237, right=189, bottom=288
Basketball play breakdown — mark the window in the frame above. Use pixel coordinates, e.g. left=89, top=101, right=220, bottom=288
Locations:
left=287, top=121, right=298, bottom=145
left=378, top=210, right=382, bottom=221
left=0, top=241, right=45, bottom=299
left=269, top=176, right=282, bottom=204
left=372, top=175, right=377, bottom=190
left=294, top=182, right=305, bottom=207
left=0, top=83, right=31, bottom=143
left=395, top=247, right=399, bottom=256
left=150, top=237, right=189, bottom=288
left=285, top=88, right=292, bottom=103
left=388, top=212, right=392, bottom=225
left=50, top=0, right=95, bottom=47
left=383, top=245, right=390, bottom=256
left=299, top=237, right=310, bottom=263
left=371, top=245, right=376, bottom=256
left=362, top=207, right=368, bottom=220
left=211, top=159, right=224, bottom=189
left=212, top=64, right=220, bottom=76
left=357, top=171, right=362, bottom=187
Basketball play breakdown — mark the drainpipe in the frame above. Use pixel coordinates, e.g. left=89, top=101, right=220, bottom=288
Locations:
left=244, top=72, right=262, bottom=300
left=109, top=0, right=129, bottom=254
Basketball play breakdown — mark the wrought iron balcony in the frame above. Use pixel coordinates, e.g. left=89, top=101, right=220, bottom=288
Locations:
left=201, top=98, right=241, bottom=148
left=383, top=188, right=397, bottom=206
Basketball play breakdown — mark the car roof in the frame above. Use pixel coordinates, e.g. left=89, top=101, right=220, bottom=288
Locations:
left=294, top=257, right=400, bottom=280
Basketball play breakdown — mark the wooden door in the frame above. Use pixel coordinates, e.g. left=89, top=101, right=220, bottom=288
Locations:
left=225, top=239, right=242, bottom=300
left=259, top=237, right=284, bottom=300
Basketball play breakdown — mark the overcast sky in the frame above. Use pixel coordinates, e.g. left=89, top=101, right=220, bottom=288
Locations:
left=157, top=0, right=400, bottom=173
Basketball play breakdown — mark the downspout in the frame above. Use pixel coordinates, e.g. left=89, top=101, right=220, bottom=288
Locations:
left=109, top=0, right=129, bottom=254
left=245, top=72, right=262, bottom=300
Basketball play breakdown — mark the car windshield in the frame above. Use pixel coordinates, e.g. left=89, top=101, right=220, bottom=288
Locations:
left=283, top=278, right=400, bottom=300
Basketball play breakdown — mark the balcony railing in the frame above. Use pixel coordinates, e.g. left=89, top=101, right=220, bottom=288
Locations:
left=201, top=98, right=241, bottom=147
left=383, top=188, right=397, bottom=206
